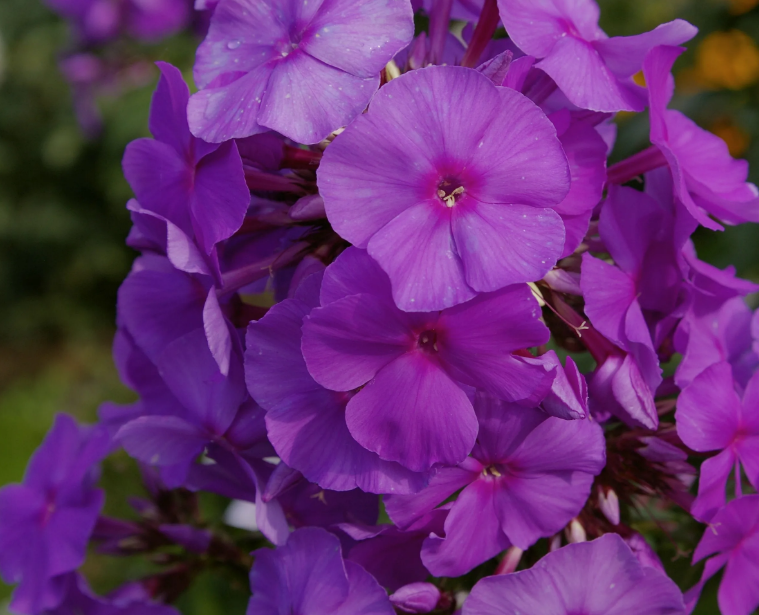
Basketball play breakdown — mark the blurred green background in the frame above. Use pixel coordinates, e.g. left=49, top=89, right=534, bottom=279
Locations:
left=0, top=0, right=758, bottom=612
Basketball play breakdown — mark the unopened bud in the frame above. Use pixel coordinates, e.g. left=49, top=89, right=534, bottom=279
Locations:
left=597, top=485, right=620, bottom=526
left=390, top=582, right=441, bottom=613
left=495, top=546, right=523, bottom=575
left=566, top=518, right=587, bottom=543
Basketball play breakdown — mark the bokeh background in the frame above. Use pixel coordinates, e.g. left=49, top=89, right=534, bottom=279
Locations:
left=0, top=0, right=758, bottom=612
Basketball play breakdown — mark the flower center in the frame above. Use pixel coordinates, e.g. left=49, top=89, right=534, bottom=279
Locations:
left=417, top=329, right=439, bottom=353
left=482, top=465, right=502, bottom=478
left=437, top=180, right=465, bottom=208
left=274, top=33, right=301, bottom=58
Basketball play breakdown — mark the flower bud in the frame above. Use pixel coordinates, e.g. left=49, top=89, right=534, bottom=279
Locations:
left=390, top=582, right=441, bottom=613
left=597, top=486, right=621, bottom=526
left=566, top=518, right=587, bottom=543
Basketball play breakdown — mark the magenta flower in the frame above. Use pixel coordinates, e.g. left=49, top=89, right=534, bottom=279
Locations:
left=301, top=248, right=554, bottom=472
left=385, top=392, right=605, bottom=576
left=189, top=0, right=414, bottom=144
left=123, top=62, right=250, bottom=256
left=463, top=534, right=685, bottom=615
left=642, top=45, right=759, bottom=230
left=498, top=0, right=696, bottom=112
left=676, top=362, right=759, bottom=522
left=319, top=66, right=570, bottom=311
left=0, top=415, right=110, bottom=614
left=245, top=271, right=429, bottom=494
left=687, top=495, right=759, bottom=615
left=248, top=527, right=394, bottom=615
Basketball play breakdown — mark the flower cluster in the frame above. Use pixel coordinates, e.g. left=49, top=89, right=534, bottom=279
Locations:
left=5, top=0, right=759, bottom=613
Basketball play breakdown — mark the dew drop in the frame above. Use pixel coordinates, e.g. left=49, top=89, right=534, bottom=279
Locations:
left=227, top=40, right=241, bottom=50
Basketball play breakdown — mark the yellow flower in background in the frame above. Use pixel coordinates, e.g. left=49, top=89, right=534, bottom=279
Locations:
left=709, top=117, right=751, bottom=157
left=695, top=30, right=759, bottom=90
left=729, top=0, right=759, bottom=15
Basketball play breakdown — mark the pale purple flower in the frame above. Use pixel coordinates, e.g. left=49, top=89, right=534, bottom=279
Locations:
left=44, top=0, right=190, bottom=44
left=675, top=362, right=759, bottom=522
left=497, top=0, right=696, bottom=112
left=319, top=66, right=570, bottom=311
left=123, top=62, right=249, bottom=256
left=385, top=392, right=605, bottom=576
left=245, top=270, right=428, bottom=494
left=687, top=495, right=759, bottom=615
left=0, top=415, right=110, bottom=614
left=248, top=527, right=394, bottom=615
left=643, top=45, right=759, bottom=230
left=462, top=533, right=685, bottom=615
left=189, top=0, right=414, bottom=144
left=301, top=248, right=554, bottom=472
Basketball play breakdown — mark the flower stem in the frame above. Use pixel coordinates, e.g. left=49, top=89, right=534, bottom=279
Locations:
left=461, top=0, right=500, bottom=68
left=606, top=145, right=668, bottom=185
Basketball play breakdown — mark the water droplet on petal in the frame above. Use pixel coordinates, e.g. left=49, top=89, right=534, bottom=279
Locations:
left=227, top=40, right=241, bottom=50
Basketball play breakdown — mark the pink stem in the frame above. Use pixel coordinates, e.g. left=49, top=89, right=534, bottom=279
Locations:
left=460, top=0, right=500, bottom=68
left=606, top=145, right=668, bottom=185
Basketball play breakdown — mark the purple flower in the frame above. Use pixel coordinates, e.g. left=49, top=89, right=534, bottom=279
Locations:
left=385, top=392, right=605, bottom=576
left=41, top=573, right=180, bottom=615
left=462, top=533, right=685, bottom=615
left=675, top=362, right=759, bottom=521
left=44, top=0, right=189, bottom=44
left=643, top=45, right=759, bottom=230
left=245, top=270, right=428, bottom=494
left=248, top=527, right=394, bottom=615
left=687, top=495, right=759, bottom=615
left=673, top=247, right=759, bottom=390
left=301, top=248, right=554, bottom=472
left=116, top=329, right=254, bottom=488
left=548, top=110, right=609, bottom=259
left=189, top=0, right=414, bottom=144
left=318, top=66, right=570, bottom=311
left=0, top=415, right=110, bottom=614
left=117, top=254, right=235, bottom=377
left=123, top=62, right=249, bottom=256
left=581, top=184, right=682, bottom=428
left=336, top=509, right=447, bottom=591
left=497, top=0, right=696, bottom=112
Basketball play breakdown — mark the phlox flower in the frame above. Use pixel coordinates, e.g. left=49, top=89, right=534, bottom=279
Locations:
left=123, top=62, right=250, bottom=257
left=497, top=0, right=696, bottom=112
left=687, top=495, right=759, bottom=615
left=462, top=533, right=685, bottom=615
left=643, top=45, right=759, bottom=230
left=245, top=271, right=429, bottom=494
left=301, top=248, right=554, bottom=472
left=0, top=415, right=110, bottom=614
left=189, top=0, right=414, bottom=143
left=319, top=66, right=570, bottom=311
left=676, top=362, right=759, bottom=521
left=248, top=527, right=394, bottom=615
left=385, top=392, right=605, bottom=576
